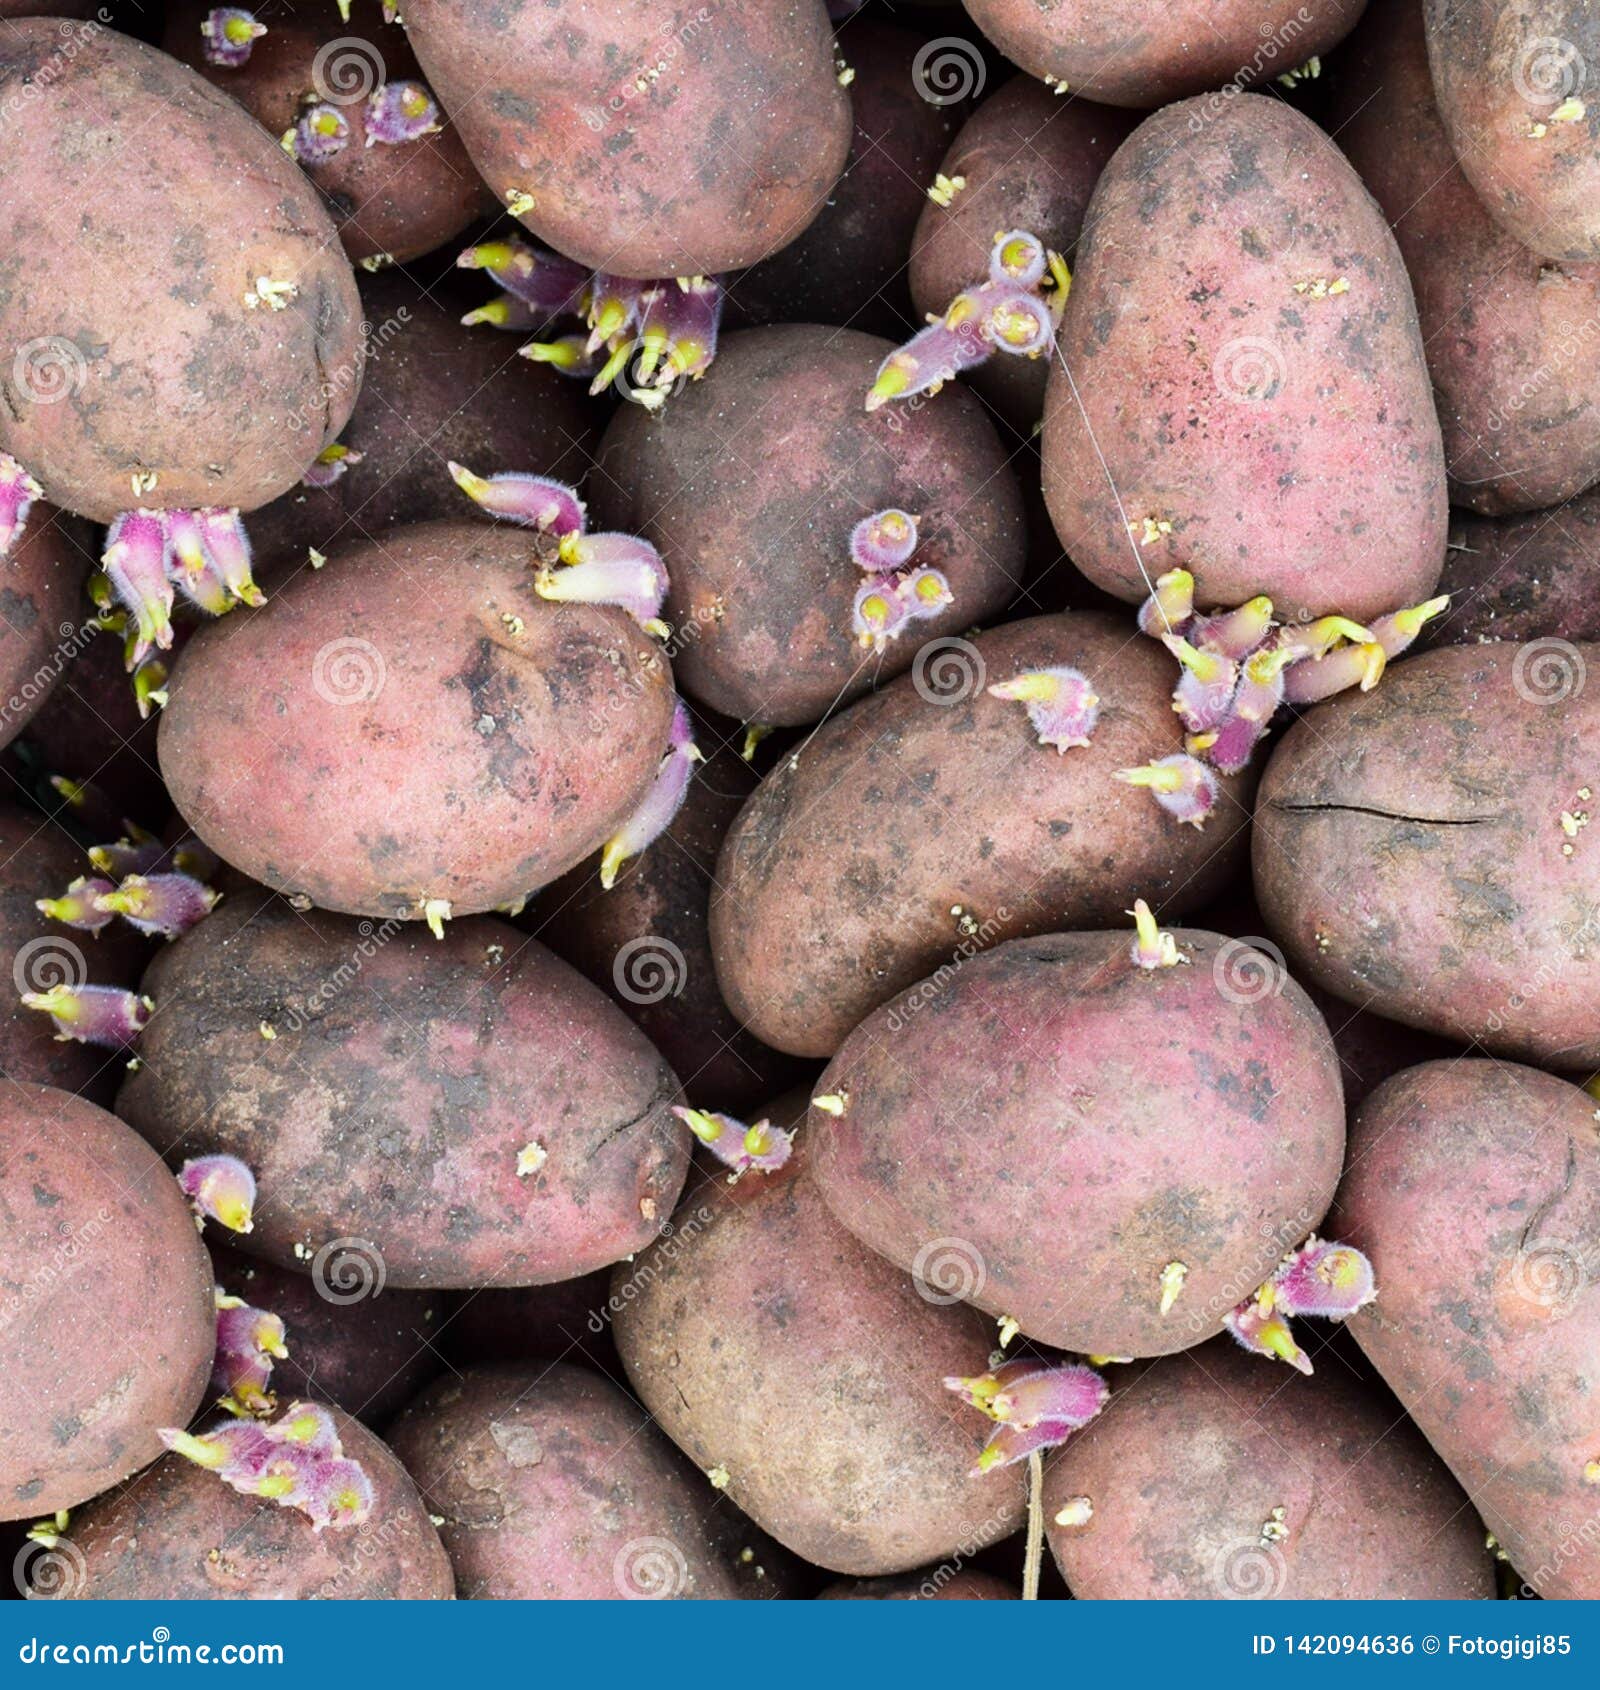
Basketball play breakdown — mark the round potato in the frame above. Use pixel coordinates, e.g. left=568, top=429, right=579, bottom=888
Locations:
left=388, top=1363, right=756, bottom=1598
left=591, top=324, right=1026, bottom=727
left=117, top=895, right=688, bottom=1288
left=711, top=611, right=1250, bottom=1058
left=1254, top=642, right=1600, bottom=1065
left=1045, top=1339, right=1494, bottom=1599
left=46, top=1408, right=453, bottom=1598
left=0, top=1083, right=214, bottom=1519
left=0, top=22, right=365, bottom=521
left=158, top=520, right=676, bottom=922
left=401, top=0, right=851, bottom=277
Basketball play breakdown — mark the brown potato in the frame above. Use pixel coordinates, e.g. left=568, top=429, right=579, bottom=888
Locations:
left=613, top=1141, right=1028, bottom=1577
left=711, top=611, right=1250, bottom=1058
left=49, top=1409, right=453, bottom=1598
left=157, top=520, right=676, bottom=922
left=1044, top=1339, right=1494, bottom=1598
left=1424, top=0, right=1600, bottom=262
left=0, top=22, right=365, bottom=521
left=1334, top=1060, right=1600, bottom=1599
left=1254, top=642, right=1600, bottom=1066
left=117, top=895, right=688, bottom=1288
left=1334, top=0, right=1600, bottom=515
left=387, top=1363, right=758, bottom=1597
left=591, top=324, right=1026, bottom=727
left=0, top=507, right=92, bottom=751
left=1042, top=94, right=1447, bottom=621
left=401, top=0, right=851, bottom=277
left=0, top=1083, right=214, bottom=1519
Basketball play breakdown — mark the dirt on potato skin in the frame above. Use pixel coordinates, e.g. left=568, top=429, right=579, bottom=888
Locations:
left=1334, top=1060, right=1600, bottom=1600
left=117, top=897, right=688, bottom=1288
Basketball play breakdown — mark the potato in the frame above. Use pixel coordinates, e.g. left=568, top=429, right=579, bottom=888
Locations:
left=1042, top=95, right=1447, bottom=621
left=157, top=520, right=676, bottom=921
left=401, top=0, right=851, bottom=278
left=48, top=1408, right=453, bottom=1598
left=161, top=0, right=483, bottom=266
left=245, top=270, right=601, bottom=580
left=961, top=0, right=1368, bottom=107
left=1424, top=0, right=1600, bottom=263
left=0, top=1083, right=214, bottom=1519
left=1334, top=1060, right=1600, bottom=1599
left=1254, top=642, right=1600, bottom=1065
left=731, top=22, right=967, bottom=338
left=809, top=927, right=1345, bottom=1357
left=0, top=805, right=148, bottom=1103
left=388, top=1363, right=760, bottom=1597
left=0, top=22, right=364, bottom=522
left=820, top=1569, right=1017, bottom=1600
left=1334, top=0, right=1600, bottom=516
left=210, top=1245, right=445, bottom=1426
left=0, top=506, right=91, bottom=750
left=613, top=1144, right=1028, bottom=1575
left=711, top=611, right=1250, bottom=1057
left=532, top=736, right=804, bottom=1114
left=1044, top=1338, right=1493, bottom=1598
left=1426, top=495, right=1600, bottom=648
left=907, top=77, right=1134, bottom=427
left=591, top=324, right=1025, bottom=727
left=117, top=893, right=688, bottom=1287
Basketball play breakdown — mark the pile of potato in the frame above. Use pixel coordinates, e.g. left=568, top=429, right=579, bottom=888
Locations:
left=0, top=0, right=1596, bottom=1604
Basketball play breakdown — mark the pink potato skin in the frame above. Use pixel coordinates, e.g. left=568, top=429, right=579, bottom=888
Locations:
left=1335, top=0, right=1600, bottom=516
left=908, top=77, right=1136, bottom=428
left=1333, top=1060, right=1600, bottom=1599
left=0, top=1084, right=215, bottom=1520
left=0, top=22, right=365, bottom=522
left=1424, top=0, right=1600, bottom=263
left=387, top=1363, right=753, bottom=1598
left=400, top=0, right=851, bottom=279
left=162, top=0, right=484, bottom=266
left=961, top=0, right=1368, bottom=107
left=612, top=1141, right=1028, bottom=1576
left=116, top=895, right=688, bottom=1288
left=53, top=1410, right=454, bottom=1598
left=0, top=506, right=92, bottom=751
left=590, top=324, right=1026, bottom=727
left=1253, top=642, right=1600, bottom=1066
left=710, top=612, right=1251, bottom=1059
left=1042, top=94, right=1447, bottom=621
left=808, top=929, right=1346, bottom=1358
left=157, top=521, right=676, bottom=921
left=1044, top=1339, right=1494, bottom=1599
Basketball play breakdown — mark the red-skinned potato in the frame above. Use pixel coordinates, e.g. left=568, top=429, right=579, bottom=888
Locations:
left=0, top=1084, right=215, bottom=1519
left=210, top=1245, right=445, bottom=1425
left=1254, top=642, right=1600, bottom=1066
left=711, top=611, right=1250, bottom=1058
left=0, top=22, right=365, bottom=522
left=907, top=77, right=1135, bottom=428
left=961, top=0, right=1368, bottom=107
left=388, top=1363, right=760, bottom=1597
left=0, top=507, right=92, bottom=750
left=400, top=0, right=852, bottom=278
left=590, top=324, right=1025, bottom=727
left=116, top=895, right=688, bottom=1287
left=1042, top=95, right=1447, bottom=621
left=531, top=735, right=804, bottom=1114
left=1044, top=1339, right=1494, bottom=1598
left=245, top=270, right=601, bottom=580
left=730, top=21, right=968, bottom=338
left=808, top=928, right=1346, bottom=1357
left=1333, top=1060, right=1600, bottom=1599
left=157, top=520, right=675, bottom=922
left=48, top=1409, right=453, bottom=1598
left=1424, top=0, right=1600, bottom=262
left=162, top=0, right=483, bottom=265
left=1334, top=0, right=1600, bottom=516
left=612, top=1139, right=1028, bottom=1575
